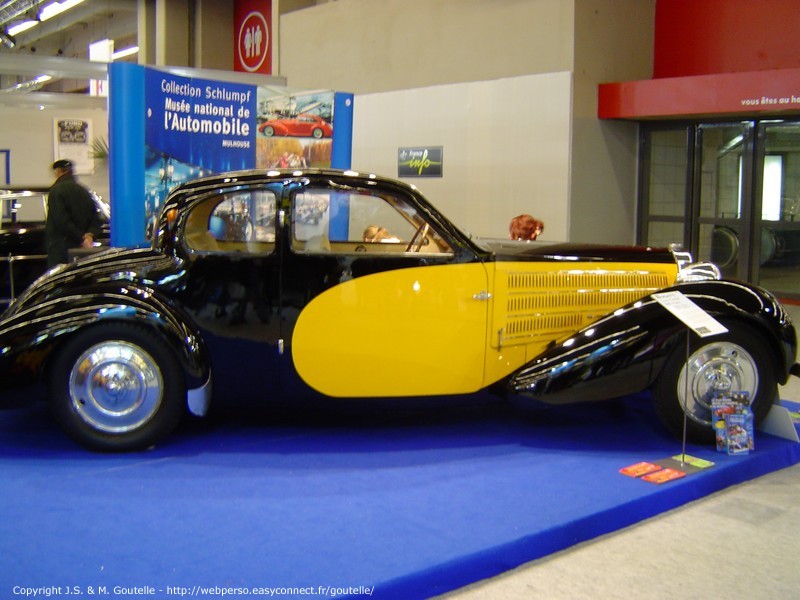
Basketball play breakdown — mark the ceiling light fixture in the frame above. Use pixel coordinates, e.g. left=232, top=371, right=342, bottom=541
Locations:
left=7, top=21, right=38, bottom=37
left=112, top=45, right=139, bottom=60
left=0, top=74, right=52, bottom=93
left=4, top=0, right=87, bottom=41
left=40, top=0, right=86, bottom=22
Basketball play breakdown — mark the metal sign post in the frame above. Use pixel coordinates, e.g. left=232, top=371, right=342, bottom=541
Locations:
left=652, top=291, right=729, bottom=464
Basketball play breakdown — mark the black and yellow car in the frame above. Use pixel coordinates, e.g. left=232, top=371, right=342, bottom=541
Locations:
left=0, top=169, right=796, bottom=451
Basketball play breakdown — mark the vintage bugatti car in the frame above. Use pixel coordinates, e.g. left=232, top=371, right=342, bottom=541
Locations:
left=0, top=169, right=797, bottom=451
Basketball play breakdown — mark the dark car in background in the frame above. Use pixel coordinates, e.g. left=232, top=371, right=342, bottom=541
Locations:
left=1, top=188, right=110, bottom=305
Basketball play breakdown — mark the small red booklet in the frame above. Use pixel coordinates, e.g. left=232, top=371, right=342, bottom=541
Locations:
left=619, top=462, right=662, bottom=477
left=641, top=468, right=686, bottom=484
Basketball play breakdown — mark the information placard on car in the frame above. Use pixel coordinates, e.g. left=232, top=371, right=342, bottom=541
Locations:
left=652, top=290, right=729, bottom=337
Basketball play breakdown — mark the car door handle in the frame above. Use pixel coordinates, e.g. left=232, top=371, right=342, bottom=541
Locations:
left=473, top=291, right=492, bottom=301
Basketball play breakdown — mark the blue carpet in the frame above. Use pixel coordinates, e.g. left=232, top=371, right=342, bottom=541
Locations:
left=1, top=394, right=798, bottom=599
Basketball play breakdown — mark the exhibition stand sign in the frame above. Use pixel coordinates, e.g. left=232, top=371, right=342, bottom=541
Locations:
left=108, top=63, right=353, bottom=247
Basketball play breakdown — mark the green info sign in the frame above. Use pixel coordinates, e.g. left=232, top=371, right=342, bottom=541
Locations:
left=398, top=146, right=443, bottom=177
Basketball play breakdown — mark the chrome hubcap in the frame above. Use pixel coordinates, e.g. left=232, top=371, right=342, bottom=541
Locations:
left=677, top=341, right=758, bottom=427
left=69, top=341, right=163, bottom=433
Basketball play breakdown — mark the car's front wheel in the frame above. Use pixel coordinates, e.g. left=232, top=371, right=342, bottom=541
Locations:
left=652, top=321, right=776, bottom=443
left=49, top=323, right=185, bottom=452
left=262, top=125, right=275, bottom=136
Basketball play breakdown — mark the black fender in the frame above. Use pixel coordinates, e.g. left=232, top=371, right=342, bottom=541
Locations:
left=508, top=279, right=797, bottom=404
left=0, top=284, right=210, bottom=397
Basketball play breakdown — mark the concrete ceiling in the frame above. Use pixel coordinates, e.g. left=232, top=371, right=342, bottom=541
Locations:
left=0, top=0, right=137, bottom=92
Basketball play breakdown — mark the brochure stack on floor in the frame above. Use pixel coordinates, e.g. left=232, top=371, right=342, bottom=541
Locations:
left=712, top=392, right=754, bottom=455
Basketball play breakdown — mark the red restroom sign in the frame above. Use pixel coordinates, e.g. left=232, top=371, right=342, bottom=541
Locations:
left=234, top=0, right=273, bottom=74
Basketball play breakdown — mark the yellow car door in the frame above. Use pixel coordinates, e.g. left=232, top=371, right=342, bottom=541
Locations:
left=292, top=261, right=490, bottom=398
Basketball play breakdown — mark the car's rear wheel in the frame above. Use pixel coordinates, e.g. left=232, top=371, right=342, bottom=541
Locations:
left=262, top=125, right=275, bottom=136
left=49, top=323, right=185, bottom=452
left=312, top=128, right=323, bottom=139
left=652, top=322, right=776, bottom=443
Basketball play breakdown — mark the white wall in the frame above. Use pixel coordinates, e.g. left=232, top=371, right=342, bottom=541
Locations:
left=0, top=97, right=109, bottom=198
left=282, top=0, right=657, bottom=245
left=280, top=0, right=575, bottom=94
left=568, top=0, right=655, bottom=244
left=352, top=73, right=572, bottom=240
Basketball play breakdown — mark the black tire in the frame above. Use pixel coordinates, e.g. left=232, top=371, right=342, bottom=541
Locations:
left=312, top=128, right=323, bottom=139
left=652, top=321, right=776, bottom=443
left=49, top=323, right=186, bottom=452
left=262, top=125, right=274, bottom=137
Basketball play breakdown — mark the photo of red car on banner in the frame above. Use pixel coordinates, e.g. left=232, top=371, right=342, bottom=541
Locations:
left=256, top=89, right=336, bottom=169
left=257, top=113, right=333, bottom=138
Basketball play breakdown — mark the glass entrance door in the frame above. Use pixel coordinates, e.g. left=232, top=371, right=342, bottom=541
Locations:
left=640, top=127, right=690, bottom=250
left=641, top=119, right=800, bottom=300
left=696, top=123, right=753, bottom=281
left=757, top=122, right=800, bottom=296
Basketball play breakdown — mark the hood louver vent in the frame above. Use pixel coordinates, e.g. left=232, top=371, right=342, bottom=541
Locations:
left=498, top=269, right=670, bottom=344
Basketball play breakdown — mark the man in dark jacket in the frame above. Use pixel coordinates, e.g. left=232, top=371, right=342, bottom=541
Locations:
left=46, top=159, right=101, bottom=267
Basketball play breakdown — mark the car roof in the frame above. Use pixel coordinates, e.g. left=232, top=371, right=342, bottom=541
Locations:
left=166, top=168, right=420, bottom=200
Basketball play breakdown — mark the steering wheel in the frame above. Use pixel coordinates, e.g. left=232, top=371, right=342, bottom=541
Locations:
left=406, top=223, right=430, bottom=253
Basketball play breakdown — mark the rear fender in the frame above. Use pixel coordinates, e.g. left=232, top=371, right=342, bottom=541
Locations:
left=0, top=287, right=210, bottom=398
left=508, top=280, right=797, bottom=404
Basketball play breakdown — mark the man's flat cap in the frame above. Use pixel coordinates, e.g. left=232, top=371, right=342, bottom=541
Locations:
left=52, top=159, right=73, bottom=169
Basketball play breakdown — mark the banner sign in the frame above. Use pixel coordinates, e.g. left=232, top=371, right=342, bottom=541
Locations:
left=144, top=70, right=259, bottom=234
left=142, top=66, right=346, bottom=238
left=146, top=69, right=256, bottom=173
left=234, top=0, right=273, bottom=74
left=109, top=64, right=351, bottom=247
left=398, top=146, right=443, bottom=178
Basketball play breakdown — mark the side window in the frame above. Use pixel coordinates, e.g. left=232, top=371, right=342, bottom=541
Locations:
left=184, top=188, right=276, bottom=254
left=293, top=191, right=331, bottom=251
left=291, top=187, right=452, bottom=255
left=1, top=192, right=47, bottom=223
